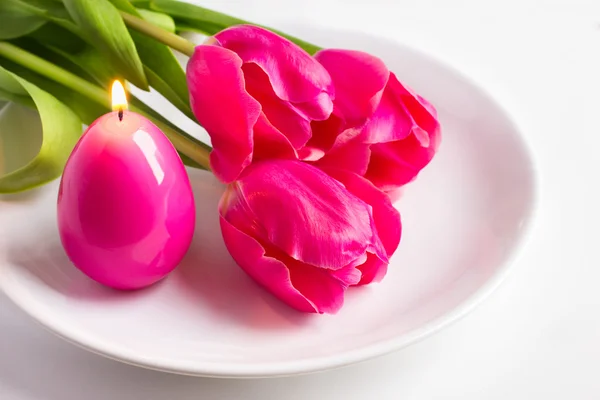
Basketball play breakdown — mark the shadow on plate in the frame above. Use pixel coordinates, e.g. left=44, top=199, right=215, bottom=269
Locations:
left=6, top=233, right=163, bottom=303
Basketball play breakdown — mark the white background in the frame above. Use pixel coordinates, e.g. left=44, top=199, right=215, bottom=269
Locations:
left=2, top=0, right=600, bottom=398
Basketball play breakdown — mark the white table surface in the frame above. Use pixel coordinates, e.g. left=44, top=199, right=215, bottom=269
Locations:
left=2, top=0, right=600, bottom=398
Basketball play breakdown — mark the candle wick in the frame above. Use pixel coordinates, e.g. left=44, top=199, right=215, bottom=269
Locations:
left=118, top=108, right=124, bottom=121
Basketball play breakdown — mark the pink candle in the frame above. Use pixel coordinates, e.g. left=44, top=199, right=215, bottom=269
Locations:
left=57, top=81, right=195, bottom=290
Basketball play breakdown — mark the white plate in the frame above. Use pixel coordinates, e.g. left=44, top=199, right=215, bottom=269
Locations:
left=0, top=26, right=536, bottom=378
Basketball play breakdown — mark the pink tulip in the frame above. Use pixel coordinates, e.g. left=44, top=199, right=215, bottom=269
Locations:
left=187, top=25, right=334, bottom=183
left=187, top=27, right=440, bottom=194
left=219, top=160, right=401, bottom=314
left=313, top=49, right=441, bottom=193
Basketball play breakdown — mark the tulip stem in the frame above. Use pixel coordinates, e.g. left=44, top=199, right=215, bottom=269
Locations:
left=0, top=41, right=210, bottom=170
left=120, top=12, right=196, bottom=57
left=0, top=42, right=106, bottom=106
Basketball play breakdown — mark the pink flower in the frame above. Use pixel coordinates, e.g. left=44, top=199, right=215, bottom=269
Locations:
left=186, top=25, right=334, bottom=183
left=187, top=25, right=440, bottom=193
left=184, top=26, right=436, bottom=312
left=219, top=160, right=401, bottom=314
left=312, top=49, right=441, bottom=193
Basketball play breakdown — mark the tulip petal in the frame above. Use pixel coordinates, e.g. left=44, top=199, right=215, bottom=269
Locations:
left=300, top=108, right=345, bottom=161
left=215, top=25, right=333, bottom=117
left=220, top=160, right=384, bottom=269
left=313, top=136, right=371, bottom=176
left=321, top=167, right=401, bottom=257
left=242, top=63, right=312, bottom=149
left=364, top=132, right=439, bottom=190
left=187, top=45, right=259, bottom=183
left=285, top=259, right=347, bottom=314
left=315, top=49, right=389, bottom=126
left=252, top=114, right=298, bottom=160
left=220, top=215, right=349, bottom=314
left=355, top=252, right=388, bottom=285
left=331, top=264, right=363, bottom=285
left=354, top=73, right=441, bottom=190
left=360, top=73, right=440, bottom=146
left=291, top=91, right=334, bottom=121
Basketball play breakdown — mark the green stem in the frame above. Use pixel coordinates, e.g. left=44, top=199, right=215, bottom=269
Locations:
left=120, top=12, right=196, bottom=57
left=0, top=42, right=107, bottom=106
left=0, top=41, right=210, bottom=170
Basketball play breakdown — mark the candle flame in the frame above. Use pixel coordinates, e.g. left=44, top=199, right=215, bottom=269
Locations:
left=111, top=80, right=128, bottom=111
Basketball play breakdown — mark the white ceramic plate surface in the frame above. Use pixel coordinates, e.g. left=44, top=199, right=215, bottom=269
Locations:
left=0, top=26, right=536, bottom=378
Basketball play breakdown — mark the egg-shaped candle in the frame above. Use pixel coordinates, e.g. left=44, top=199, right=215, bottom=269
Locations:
left=57, top=81, right=195, bottom=290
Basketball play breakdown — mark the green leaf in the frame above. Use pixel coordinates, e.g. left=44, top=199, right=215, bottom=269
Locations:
left=174, top=23, right=215, bottom=36
left=27, top=20, right=86, bottom=53
left=63, top=0, right=148, bottom=89
left=0, top=64, right=28, bottom=95
left=0, top=0, right=48, bottom=39
left=11, top=37, right=105, bottom=86
left=49, top=45, right=118, bottom=86
left=136, top=8, right=174, bottom=32
left=143, top=66, right=194, bottom=120
left=0, top=55, right=107, bottom=125
left=19, top=1, right=115, bottom=82
left=149, top=0, right=322, bottom=55
left=131, top=30, right=190, bottom=113
left=108, top=0, right=192, bottom=118
left=15, top=0, right=84, bottom=35
left=0, top=65, right=82, bottom=193
left=0, top=102, right=43, bottom=179
left=0, top=87, right=34, bottom=106
left=25, top=0, right=70, bottom=14
left=106, top=0, right=138, bottom=13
